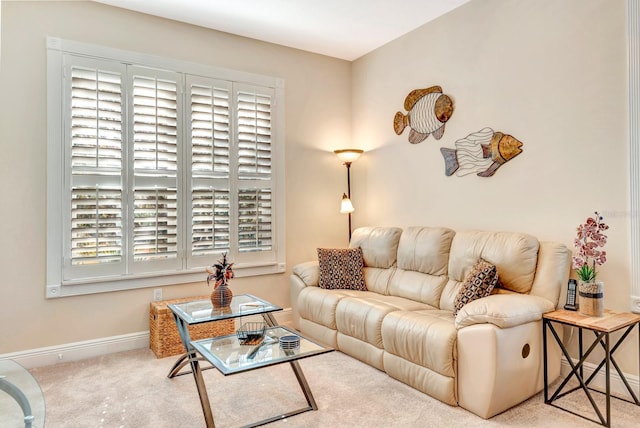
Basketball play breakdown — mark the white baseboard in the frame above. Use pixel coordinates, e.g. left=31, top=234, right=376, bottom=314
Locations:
left=560, top=356, right=639, bottom=399
left=0, top=331, right=150, bottom=369
left=0, top=307, right=293, bottom=369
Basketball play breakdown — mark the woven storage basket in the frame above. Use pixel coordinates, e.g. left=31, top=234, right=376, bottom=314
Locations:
left=149, top=295, right=235, bottom=358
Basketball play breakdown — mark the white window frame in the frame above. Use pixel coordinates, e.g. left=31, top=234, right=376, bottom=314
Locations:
left=46, top=37, right=286, bottom=298
left=629, top=0, right=640, bottom=313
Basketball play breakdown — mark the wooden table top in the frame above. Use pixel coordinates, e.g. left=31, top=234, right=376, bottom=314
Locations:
left=544, top=309, right=640, bottom=332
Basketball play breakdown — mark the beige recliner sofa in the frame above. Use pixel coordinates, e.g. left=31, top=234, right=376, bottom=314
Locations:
left=290, top=226, right=571, bottom=418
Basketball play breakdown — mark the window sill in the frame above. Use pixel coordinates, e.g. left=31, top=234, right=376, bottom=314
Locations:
left=46, top=262, right=286, bottom=299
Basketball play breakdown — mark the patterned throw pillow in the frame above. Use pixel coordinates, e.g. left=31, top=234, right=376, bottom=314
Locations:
left=453, top=259, right=499, bottom=315
left=317, top=247, right=367, bottom=291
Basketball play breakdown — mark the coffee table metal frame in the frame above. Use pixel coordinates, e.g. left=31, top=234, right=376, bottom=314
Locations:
left=168, top=294, right=332, bottom=428
left=167, top=294, right=281, bottom=379
left=543, top=309, right=640, bottom=427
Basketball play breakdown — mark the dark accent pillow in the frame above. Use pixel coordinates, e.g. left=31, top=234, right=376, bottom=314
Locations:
left=317, top=247, right=367, bottom=291
left=453, top=259, right=499, bottom=316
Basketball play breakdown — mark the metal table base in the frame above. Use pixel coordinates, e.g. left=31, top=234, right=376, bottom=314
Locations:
left=543, top=313, right=640, bottom=427
left=171, top=305, right=323, bottom=428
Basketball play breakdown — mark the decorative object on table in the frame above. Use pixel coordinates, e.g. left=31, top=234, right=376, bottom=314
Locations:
left=393, top=85, right=454, bottom=143
left=206, top=252, right=234, bottom=308
left=236, top=322, right=267, bottom=345
left=440, top=127, right=524, bottom=177
left=563, top=279, right=578, bottom=311
left=279, top=334, right=301, bottom=350
left=334, top=149, right=364, bottom=241
left=572, top=212, right=608, bottom=317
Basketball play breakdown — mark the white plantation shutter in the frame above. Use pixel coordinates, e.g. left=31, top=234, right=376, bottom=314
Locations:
left=130, top=68, right=181, bottom=267
left=237, top=90, right=272, bottom=178
left=70, top=186, right=122, bottom=264
left=187, top=76, right=232, bottom=264
left=191, top=187, right=230, bottom=256
left=70, top=66, right=123, bottom=170
left=235, top=85, right=274, bottom=255
left=132, top=74, right=178, bottom=172
left=64, top=56, right=125, bottom=279
left=49, top=39, right=284, bottom=295
left=133, top=187, right=178, bottom=259
left=190, top=81, right=230, bottom=176
left=238, top=188, right=272, bottom=252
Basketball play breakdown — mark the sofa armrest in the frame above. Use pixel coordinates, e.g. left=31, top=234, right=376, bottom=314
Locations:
left=455, top=294, right=555, bottom=329
left=290, top=261, right=319, bottom=330
left=292, top=261, right=320, bottom=287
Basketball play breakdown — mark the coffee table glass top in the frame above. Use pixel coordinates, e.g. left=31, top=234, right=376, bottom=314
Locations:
left=168, top=293, right=281, bottom=324
left=191, top=326, right=333, bottom=375
left=0, top=360, right=46, bottom=428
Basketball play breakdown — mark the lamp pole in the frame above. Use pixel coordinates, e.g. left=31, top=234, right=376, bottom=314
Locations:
left=346, top=161, right=352, bottom=241
left=334, top=149, right=363, bottom=243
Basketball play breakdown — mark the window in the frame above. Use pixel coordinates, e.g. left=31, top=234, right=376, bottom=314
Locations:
left=46, top=38, right=285, bottom=298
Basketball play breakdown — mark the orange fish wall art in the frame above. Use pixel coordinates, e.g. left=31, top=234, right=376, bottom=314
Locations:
left=439, top=127, right=523, bottom=177
left=393, top=86, right=454, bottom=144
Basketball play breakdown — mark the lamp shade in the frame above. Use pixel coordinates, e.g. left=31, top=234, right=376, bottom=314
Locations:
left=334, top=149, right=363, bottom=164
left=340, top=193, right=354, bottom=213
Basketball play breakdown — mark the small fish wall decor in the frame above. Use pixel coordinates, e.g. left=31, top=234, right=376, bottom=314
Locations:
left=440, top=127, right=523, bottom=177
left=393, top=85, right=454, bottom=144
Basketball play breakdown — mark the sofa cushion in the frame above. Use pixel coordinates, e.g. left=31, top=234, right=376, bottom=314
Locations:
left=453, top=260, right=499, bottom=315
left=388, top=269, right=448, bottom=308
left=448, top=231, right=539, bottom=294
left=350, top=227, right=402, bottom=269
left=397, top=226, right=455, bottom=275
left=317, top=247, right=367, bottom=291
left=382, top=310, right=457, bottom=378
left=297, top=287, right=367, bottom=329
left=336, top=295, right=432, bottom=348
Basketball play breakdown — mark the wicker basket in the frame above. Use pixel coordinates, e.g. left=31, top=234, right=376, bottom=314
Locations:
left=149, top=296, right=235, bottom=358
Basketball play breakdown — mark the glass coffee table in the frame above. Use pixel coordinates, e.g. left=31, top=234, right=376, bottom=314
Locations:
left=168, top=294, right=333, bottom=428
left=192, top=326, right=332, bottom=427
left=0, top=360, right=45, bottom=428
left=167, top=294, right=282, bottom=378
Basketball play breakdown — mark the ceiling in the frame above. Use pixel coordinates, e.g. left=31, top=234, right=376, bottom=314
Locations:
left=95, top=0, right=471, bottom=61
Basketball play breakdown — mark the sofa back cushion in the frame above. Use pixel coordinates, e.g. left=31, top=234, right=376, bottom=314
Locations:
left=349, top=227, right=403, bottom=295
left=388, top=269, right=449, bottom=307
left=448, top=231, right=540, bottom=294
left=397, top=226, right=456, bottom=275
left=386, top=227, right=455, bottom=307
left=350, top=227, right=402, bottom=268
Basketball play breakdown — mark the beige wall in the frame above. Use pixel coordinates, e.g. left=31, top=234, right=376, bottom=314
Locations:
left=352, top=0, right=633, bottom=372
left=1, top=0, right=635, bottom=377
left=0, top=1, right=351, bottom=353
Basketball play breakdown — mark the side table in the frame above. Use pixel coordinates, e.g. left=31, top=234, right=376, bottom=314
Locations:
left=543, top=309, right=640, bottom=427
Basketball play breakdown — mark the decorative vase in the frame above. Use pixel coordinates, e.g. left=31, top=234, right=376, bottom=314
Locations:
left=211, top=283, right=233, bottom=309
left=578, top=280, right=604, bottom=317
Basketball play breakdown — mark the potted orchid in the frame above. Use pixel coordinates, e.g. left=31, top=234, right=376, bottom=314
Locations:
left=572, top=212, right=608, bottom=316
left=206, top=252, right=234, bottom=308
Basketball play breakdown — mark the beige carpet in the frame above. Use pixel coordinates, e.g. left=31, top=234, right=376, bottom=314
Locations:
left=26, top=349, right=640, bottom=427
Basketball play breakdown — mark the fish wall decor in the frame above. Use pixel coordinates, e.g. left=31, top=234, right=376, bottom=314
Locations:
left=393, top=85, right=454, bottom=144
left=440, top=127, right=523, bottom=177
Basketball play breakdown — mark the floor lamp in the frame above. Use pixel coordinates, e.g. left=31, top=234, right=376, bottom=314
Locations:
left=334, top=149, right=363, bottom=241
